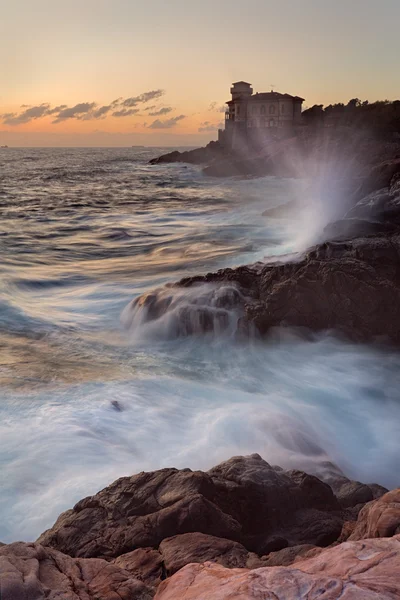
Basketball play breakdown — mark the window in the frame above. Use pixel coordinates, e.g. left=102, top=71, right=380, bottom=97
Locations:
left=269, top=118, right=275, bottom=127
left=248, top=119, right=253, bottom=128
left=260, top=117, right=266, bottom=127
left=261, top=105, right=266, bottom=115
left=269, top=105, right=275, bottom=115
left=252, top=105, right=257, bottom=115
left=237, top=105, right=241, bottom=116
left=281, top=104, right=285, bottom=114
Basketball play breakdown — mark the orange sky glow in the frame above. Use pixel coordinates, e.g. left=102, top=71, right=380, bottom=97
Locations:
left=1, top=0, right=399, bottom=146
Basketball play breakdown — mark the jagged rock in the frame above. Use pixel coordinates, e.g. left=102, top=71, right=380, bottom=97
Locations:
left=155, top=231, right=400, bottom=343
left=318, top=468, right=388, bottom=509
left=154, top=536, right=400, bottom=600
left=37, top=454, right=341, bottom=559
left=159, top=533, right=264, bottom=575
left=350, top=489, right=400, bottom=541
left=0, top=542, right=153, bottom=600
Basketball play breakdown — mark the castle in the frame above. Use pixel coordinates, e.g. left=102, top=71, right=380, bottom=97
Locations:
left=219, top=81, right=304, bottom=150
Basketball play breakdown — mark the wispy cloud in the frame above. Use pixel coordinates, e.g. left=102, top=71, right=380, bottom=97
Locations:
left=0, top=90, right=168, bottom=126
left=208, top=102, right=226, bottom=113
left=148, top=107, right=173, bottom=116
left=52, top=102, right=97, bottom=123
left=123, top=90, right=165, bottom=107
left=198, top=120, right=222, bottom=132
left=112, top=108, right=141, bottom=118
left=148, top=115, right=186, bottom=129
left=3, top=104, right=52, bottom=125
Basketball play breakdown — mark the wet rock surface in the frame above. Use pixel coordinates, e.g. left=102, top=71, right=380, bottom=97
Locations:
left=151, top=230, right=400, bottom=343
left=0, top=455, right=398, bottom=598
left=36, top=454, right=342, bottom=558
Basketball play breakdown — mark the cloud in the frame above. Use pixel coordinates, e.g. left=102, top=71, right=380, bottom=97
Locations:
left=112, top=108, right=141, bottom=117
left=123, top=89, right=164, bottom=107
left=148, top=115, right=186, bottom=129
left=208, top=102, right=226, bottom=113
left=2, top=104, right=51, bottom=125
left=47, top=105, right=68, bottom=115
left=148, top=107, right=173, bottom=116
left=198, top=121, right=223, bottom=132
left=0, top=91, right=169, bottom=126
left=52, top=102, right=97, bottom=123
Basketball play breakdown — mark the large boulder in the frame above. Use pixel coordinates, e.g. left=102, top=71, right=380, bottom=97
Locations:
left=142, top=232, right=400, bottom=343
left=155, top=535, right=400, bottom=600
left=0, top=542, right=152, bottom=600
left=159, top=532, right=264, bottom=575
left=37, top=454, right=341, bottom=559
left=350, top=489, right=400, bottom=541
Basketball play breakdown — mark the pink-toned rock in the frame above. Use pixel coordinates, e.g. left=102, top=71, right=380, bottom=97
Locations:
left=114, top=547, right=164, bottom=588
left=0, top=542, right=153, bottom=600
left=159, top=532, right=264, bottom=575
left=350, top=488, right=400, bottom=541
left=155, top=535, right=400, bottom=600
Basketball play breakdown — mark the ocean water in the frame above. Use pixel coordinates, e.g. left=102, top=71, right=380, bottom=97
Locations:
left=0, top=147, right=399, bottom=543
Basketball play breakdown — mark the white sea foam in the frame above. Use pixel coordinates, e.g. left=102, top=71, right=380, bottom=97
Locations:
left=0, top=148, right=399, bottom=547
left=1, top=333, right=400, bottom=543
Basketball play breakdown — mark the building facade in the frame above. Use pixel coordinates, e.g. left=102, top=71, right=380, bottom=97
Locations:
left=219, top=81, right=304, bottom=150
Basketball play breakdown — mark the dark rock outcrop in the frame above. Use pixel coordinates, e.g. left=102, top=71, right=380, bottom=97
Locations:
left=149, top=141, right=224, bottom=166
left=159, top=532, right=264, bottom=575
left=129, top=230, right=400, bottom=343
left=0, top=456, right=398, bottom=598
left=37, top=454, right=342, bottom=559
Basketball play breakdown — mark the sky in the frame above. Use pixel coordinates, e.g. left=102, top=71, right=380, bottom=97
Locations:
left=1, top=0, right=399, bottom=147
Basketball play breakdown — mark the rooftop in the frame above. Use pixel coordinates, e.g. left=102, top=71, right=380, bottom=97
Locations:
left=227, top=91, right=305, bottom=104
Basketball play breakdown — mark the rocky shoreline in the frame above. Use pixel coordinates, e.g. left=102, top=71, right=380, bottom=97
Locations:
left=2, top=453, right=400, bottom=598
left=133, top=145, right=400, bottom=344
left=3, top=139, right=400, bottom=598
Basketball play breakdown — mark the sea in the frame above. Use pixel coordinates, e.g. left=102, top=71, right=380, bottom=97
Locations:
left=0, top=146, right=399, bottom=543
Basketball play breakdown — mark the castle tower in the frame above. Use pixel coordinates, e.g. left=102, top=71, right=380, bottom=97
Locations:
left=230, top=81, right=253, bottom=100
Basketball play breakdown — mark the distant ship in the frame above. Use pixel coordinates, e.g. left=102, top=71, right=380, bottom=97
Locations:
left=0, top=145, right=8, bottom=148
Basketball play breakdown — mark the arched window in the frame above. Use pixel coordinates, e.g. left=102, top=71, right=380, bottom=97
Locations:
left=261, top=105, right=266, bottom=115
left=260, top=117, right=266, bottom=127
left=281, top=104, right=285, bottom=114
left=269, top=105, right=275, bottom=115
left=269, top=118, right=275, bottom=127
left=252, top=105, right=257, bottom=115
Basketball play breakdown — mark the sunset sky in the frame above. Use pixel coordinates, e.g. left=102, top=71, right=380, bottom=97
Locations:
left=1, top=0, right=399, bottom=146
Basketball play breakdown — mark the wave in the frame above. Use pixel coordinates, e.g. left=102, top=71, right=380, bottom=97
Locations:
left=122, top=283, right=245, bottom=341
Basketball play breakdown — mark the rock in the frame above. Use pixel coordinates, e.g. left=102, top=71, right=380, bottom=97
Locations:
left=159, top=532, right=264, bottom=575
left=0, top=542, right=153, bottom=600
left=350, top=489, right=400, bottom=541
left=359, top=158, right=400, bottom=196
left=155, top=535, right=400, bottom=600
left=150, top=231, right=400, bottom=343
left=262, top=543, right=322, bottom=567
left=114, top=548, right=164, bottom=588
left=149, top=141, right=224, bottom=166
left=37, top=467, right=242, bottom=559
left=37, top=454, right=342, bottom=559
